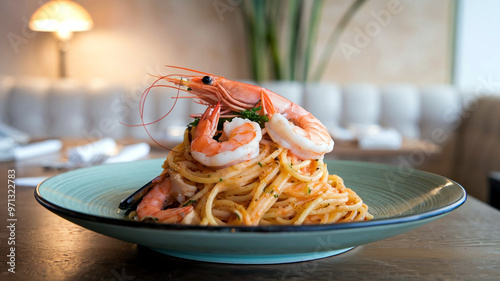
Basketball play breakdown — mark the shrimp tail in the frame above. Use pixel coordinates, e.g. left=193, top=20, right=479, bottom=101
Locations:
left=190, top=102, right=262, bottom=168
left=261, top=89, right=277, bottom=117
left=193, top=102, right=220, bottom=140
left=136, top=176, right=195, bottom=223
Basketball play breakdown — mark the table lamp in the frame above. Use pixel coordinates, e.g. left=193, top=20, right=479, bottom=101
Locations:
left=29, top=0, right=93, bottom=77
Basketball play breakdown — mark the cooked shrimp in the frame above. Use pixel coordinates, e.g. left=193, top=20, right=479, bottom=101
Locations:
left=260, top=90, right=334, bottom=159
left=150, top=66, right=333, bottom=160
left=170, top=171, right=197, bottom=203
left=136, top=176, right=194, bottom=223
left=191, top=102, right=262, bottom=167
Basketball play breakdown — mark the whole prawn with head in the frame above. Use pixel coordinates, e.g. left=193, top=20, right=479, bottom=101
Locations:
left=156, top=66, right=334, bottom=164
left=133, top=66, right=334, bottom=223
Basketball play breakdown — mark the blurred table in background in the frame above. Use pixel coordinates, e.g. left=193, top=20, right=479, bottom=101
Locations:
left=326, top=138, right=441, bottom=163
left=1, top=138, right=499, bottom=280
left=6, top=137, right=442, bottom=183
left=2, top=138, right=168, bottom=181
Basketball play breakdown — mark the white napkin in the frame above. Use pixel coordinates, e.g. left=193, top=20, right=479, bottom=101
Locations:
left=0, top=139, right=63, bottom=162
left=0, top=137, right=16, bottom=151
left=17, top=142, right=151, bottom=187
left=0, top=123, right=30, bottom=144
left=67, top=138, right=117, bottom=164
left=15, top=176, right=47, bottom=187
left=358, top=127, right=402, bottom=150
left=15, top=139, right=63, bottom=160
left=104, top=143, right=150, bottom=164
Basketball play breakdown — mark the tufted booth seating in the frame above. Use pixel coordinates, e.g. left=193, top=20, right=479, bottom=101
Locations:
left=1, top=76, right=499, bottom=203
left=452, top=95, right=500, bottom=203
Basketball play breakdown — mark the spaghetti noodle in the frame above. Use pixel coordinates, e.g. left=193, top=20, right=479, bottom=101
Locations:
left=132, top=130, right=373, bottom=226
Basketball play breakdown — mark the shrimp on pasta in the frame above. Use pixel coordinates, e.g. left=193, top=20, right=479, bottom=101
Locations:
left=135, top=175, right=195, bottom=223
left=190, top=102, right=262, bottom=168
left=152, top=67, right=334, bottom=160
left=125, top=66, right=372, bottom=226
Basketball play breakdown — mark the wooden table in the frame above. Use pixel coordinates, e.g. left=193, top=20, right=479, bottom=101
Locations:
left=1, top=146, right=499, bottom=281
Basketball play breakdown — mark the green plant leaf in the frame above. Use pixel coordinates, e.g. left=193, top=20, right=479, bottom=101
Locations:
left=302, top=0, right=324, bottom=82
left=312, top=0, right=368, bottom=81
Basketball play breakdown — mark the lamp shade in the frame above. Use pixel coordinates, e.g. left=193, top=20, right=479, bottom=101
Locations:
left=29, top=0, right=93, bottom=40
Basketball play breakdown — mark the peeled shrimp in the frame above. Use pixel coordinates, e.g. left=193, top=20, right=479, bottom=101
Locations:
left=170, top=172, right=197, bottom=203
left=261, top=90, right=333, bottom=159
left=151, top=66, right=334, bottom=160
left=190, top=102, right=262, bottom=167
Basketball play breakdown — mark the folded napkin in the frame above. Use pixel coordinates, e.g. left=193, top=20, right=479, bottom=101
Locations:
left=358, top=127, right=402, bottom=150
left=17, top=142, right=152, bottom=187
left=0, top=123, right=30, bottom=144
left=104, top=142, right=150, bottom=164
left=14, top=176, right=47, bottom=187
left=67, top=138, right=117, bottom=164
left=0, top=137, right=16, bottom=151
left=0, top=139, right=63, bottom=162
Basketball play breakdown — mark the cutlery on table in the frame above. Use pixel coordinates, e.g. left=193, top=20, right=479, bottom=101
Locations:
left=0, top=139, right=63, bottom=162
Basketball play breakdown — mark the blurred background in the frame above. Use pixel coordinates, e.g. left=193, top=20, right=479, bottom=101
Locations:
left=0, top=0, right=499, bottom=207
left=1, top=0, right=454, bottom=84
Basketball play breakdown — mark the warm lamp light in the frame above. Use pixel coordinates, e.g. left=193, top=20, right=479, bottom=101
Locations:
left=29, top=0, right=93, bottom=77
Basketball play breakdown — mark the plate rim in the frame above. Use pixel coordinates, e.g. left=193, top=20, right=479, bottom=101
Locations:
left=34, top=159, right=467, bottom=233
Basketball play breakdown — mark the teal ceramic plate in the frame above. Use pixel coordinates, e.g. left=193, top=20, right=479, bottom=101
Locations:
left=35, top=159, right=466, bottom=264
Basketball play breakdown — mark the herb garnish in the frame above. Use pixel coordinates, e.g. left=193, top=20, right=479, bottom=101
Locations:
left=187, top=118, right=199, bottom=128
left=182, top=200, right=197, bottom=207
left=186, top=106, right=269, bottom=136
left=238, top=106, right=269, bottom=128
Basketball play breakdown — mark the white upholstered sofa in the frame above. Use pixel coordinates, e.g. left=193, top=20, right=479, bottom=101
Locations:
left=1, top=75, right=499, bottom=204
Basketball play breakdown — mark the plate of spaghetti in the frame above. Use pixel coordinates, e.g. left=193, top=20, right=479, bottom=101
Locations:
left=35, top=67, right=466, bottom=264
left=35, top=158, right=466, bottom=264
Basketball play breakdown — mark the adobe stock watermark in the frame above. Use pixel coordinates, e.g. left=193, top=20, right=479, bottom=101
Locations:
left=7, top=16, right=37, bottom=54
left=6, top=169, right=17, bottom=274
left=280, top=235, right=345, bottom=280
left=109, top=267, right=135, bottom=281
left=6, top=0, right=60, bottom=54
left=80, top=63, right=164, bottom=144
left=212, top=0, right=243, bottom=21
left=340, top=0, right=404, bottom=62
left=384, top=74, right=500, bottom=191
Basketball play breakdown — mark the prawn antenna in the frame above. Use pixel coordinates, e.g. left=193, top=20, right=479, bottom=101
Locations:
left=120, top=73, right=185, bottom=152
